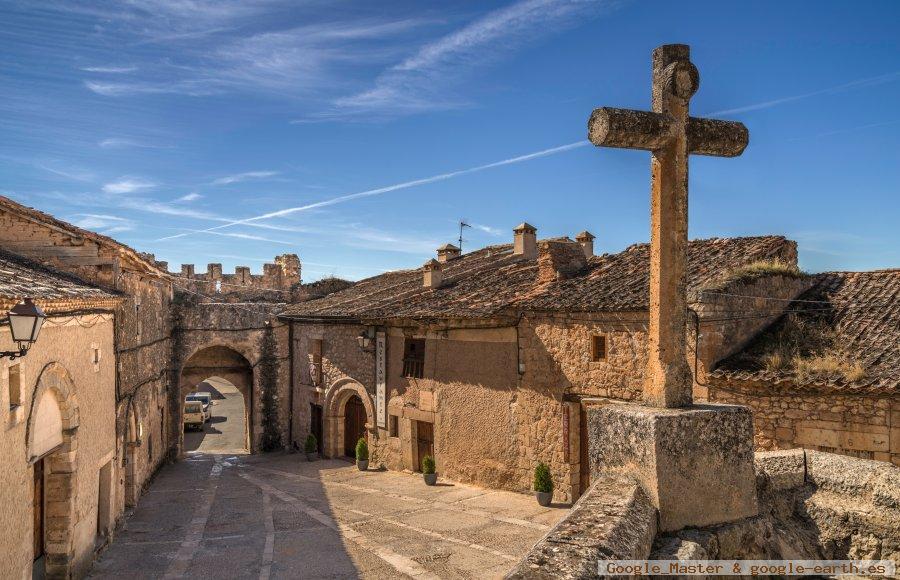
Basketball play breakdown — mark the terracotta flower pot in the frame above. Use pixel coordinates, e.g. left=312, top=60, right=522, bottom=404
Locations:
left=535, top=491, right=552, bottom=507
left=423, top=473, right=437, bottom=486
left=357, top=460, right=369, bottom=471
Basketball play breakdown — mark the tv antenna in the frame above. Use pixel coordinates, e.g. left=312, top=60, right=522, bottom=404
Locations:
left=458, top=220, right=471, bottom=253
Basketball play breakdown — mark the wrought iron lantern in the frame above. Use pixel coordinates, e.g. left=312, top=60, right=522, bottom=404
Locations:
left=2, top=298, right=45, bottom=359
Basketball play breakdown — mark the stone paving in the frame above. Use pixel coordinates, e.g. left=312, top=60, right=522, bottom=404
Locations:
left=90, top=452, right=569, bottom=579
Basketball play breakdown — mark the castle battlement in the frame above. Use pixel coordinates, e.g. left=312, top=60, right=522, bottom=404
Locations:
left=174, top=253, right=300, bottom=295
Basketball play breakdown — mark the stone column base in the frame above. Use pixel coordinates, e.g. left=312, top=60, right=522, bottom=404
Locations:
left=587, top=403, right=758, bottom=532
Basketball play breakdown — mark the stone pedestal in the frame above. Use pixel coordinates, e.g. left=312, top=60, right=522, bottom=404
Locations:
left=587, top=403, right=758, bottom=532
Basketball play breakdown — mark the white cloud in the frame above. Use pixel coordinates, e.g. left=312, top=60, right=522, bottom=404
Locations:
left=98, top=137, right=170, bottom=149
left=74, top=213, right=135, bottom=234
left=177, top=192, right=203, bottom=202
left=332, top=0, right=621, bottom=118
left=102, top=178, right=156, bottom=194
left=81, top=66, right=137, bottom=73
left=211, top=170, right=279, bottom=185
left=469, top=223, right=503, bottom=236
left=35, top=163, right=94, bottom=182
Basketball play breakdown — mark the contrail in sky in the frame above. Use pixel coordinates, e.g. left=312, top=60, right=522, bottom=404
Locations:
left=156, top=140, right=589, bottom=241
left=158, top=69, right=900, bottom=242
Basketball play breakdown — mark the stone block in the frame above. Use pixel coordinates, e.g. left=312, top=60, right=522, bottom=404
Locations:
left=587, top=403, right=758, bottom=532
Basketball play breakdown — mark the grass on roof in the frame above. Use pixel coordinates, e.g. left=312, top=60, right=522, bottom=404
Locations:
left=755, top=313, right=866, bottom=383
left=711, top=259, right=806, bottom=290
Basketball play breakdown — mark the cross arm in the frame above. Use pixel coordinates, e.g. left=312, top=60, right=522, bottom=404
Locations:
left=588, top=107, right=749, bottom=157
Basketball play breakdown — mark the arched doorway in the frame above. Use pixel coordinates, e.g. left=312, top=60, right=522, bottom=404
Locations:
left=322, top=379, right=376, bottom=459
left=343, top=395, right=367, bottom=457
left=179, top=346, right=253, bottom=454
left=123, top=403, right=141, bottom=507
left=26, top=363, right=79, bottom=578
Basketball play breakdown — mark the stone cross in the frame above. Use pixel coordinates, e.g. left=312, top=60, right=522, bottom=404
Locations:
left=588, top=44, right=749, bottom=408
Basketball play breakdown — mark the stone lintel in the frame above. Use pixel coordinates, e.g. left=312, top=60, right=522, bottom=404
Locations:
left=587, top=403, right=758, bottom=532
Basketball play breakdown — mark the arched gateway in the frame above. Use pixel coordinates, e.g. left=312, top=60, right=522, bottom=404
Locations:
left=178, top=345, right=254, bottom=453
left=323, top=379, right=376, bottom=459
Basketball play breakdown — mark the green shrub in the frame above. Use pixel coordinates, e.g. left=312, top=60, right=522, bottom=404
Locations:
left=421, top=455, right=435, bottom=474
left=534, top=462, right=553, bottom=493
left=304, top=433, right=317, bottom=454
left=355, top=437, right=369, bottom=461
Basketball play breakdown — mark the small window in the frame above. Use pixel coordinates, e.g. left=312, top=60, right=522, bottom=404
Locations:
left=591, top=335, right=607, bottom=362
left=402, top=338, right=425, bottom=379
left=8, top=364, right=21, bottom=408
left=389, top=415, right=399, bottom=438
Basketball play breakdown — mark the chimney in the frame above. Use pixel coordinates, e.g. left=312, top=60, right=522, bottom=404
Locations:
left=423, top=259, right=443, bottom=289
left=513, top=223, right=538, bottom=259
left=575, top=231, right=596, bottom=258
left=538, top=240, right=588, bottom=283
left=436, top=243, right=461, bottom=263
left=181, top=264, right=195, bottom=278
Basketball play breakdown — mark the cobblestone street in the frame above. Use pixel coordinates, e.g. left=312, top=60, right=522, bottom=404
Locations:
left=90, top=453, right=569, bottom=579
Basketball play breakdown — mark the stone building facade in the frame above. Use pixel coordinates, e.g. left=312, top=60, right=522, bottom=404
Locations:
left=0, top=196, right=173, bottom=517
left=172, top=297, right=292, bottom=454
left=281, top=225, right=804, bottom=503
left=0, top=250, right=122, bottom=579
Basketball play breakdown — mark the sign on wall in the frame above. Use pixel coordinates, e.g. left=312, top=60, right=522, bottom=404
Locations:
left=376, top=331, right=386, bottom=429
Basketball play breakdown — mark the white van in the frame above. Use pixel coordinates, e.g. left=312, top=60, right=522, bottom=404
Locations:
left=184, top=401, right=205, bottom=431
left=185, top=392, right=213, bottom=422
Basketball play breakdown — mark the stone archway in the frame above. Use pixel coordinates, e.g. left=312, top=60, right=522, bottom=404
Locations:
left=323, top=378, right=376, bottom=459
left=123, top=401, right=141, bottom=507
left=179, top=345, right=254, bottom=453
left=25, top=362, right=79, bottom=578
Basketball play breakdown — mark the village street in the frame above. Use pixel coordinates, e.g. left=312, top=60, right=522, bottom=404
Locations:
left=90, top=452, right=568, bottom=579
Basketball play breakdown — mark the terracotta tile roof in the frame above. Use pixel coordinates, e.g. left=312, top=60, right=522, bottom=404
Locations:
left=0, top=196, right=167, bottom=277
left=0, top=249, right=121, bottom=313
left=712, top=270, right=900, bottom=395
left=281, top=235, right=794, bottom=321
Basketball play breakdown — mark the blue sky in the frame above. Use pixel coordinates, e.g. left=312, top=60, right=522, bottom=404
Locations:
left=1, top=0, right=898, bottom=282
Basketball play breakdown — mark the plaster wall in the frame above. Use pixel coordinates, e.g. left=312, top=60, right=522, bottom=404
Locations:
left=0, top=315, right=117, bottom=579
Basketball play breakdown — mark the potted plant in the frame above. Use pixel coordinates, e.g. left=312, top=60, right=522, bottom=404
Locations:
left=534, top=462, right=553, bottom=507
left=304, top=433, right=318, bottom=461
left=422, top=455, right=437, bottom=485
left=355, top=437, right=369, bottom=471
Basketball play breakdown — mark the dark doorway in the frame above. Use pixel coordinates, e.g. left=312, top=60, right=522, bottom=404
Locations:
left=415, top=421, right=434, bottom=472
left=579, top=406, right=590, bottom=495
left=310, top=403, right=323, bottom=453
left=343, top=395, right=366, bottom=458
left=33, top=459, right=44, bottom=560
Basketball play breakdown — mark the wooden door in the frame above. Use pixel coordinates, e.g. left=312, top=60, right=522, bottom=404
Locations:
left=579, top=406, right=590, bottom=495
left=343, top=396, right=366, bottom=457
left=415, top=421, right=434, bottom=472
left=33, top=459, right=44, bottom=560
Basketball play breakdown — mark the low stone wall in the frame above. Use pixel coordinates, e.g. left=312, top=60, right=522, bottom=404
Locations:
left=511, top=449, right=899, bottom=578
left=506, top=472, right=657, bottom=579
left=707, top=381, right=899, bottom=466
left=651, top=449, right=900, bottom=562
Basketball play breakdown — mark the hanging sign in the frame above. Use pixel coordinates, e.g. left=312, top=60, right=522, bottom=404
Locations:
left=376, top=331, right=387, bottom=429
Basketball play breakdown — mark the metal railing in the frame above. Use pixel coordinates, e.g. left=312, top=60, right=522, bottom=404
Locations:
left=402, top=358, right=424, bottom=379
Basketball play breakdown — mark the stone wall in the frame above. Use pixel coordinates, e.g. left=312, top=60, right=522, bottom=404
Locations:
left=173, top=298, right=291, bottom=453
left=707, top=378, right=899, bottom=466
left=0, top=314, right=118, bottom=579
left=511, top=448, right=899, bottom=577
left=0, top=203, right=173, bottom=520
left=170, top=254, right=300, bottom=300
